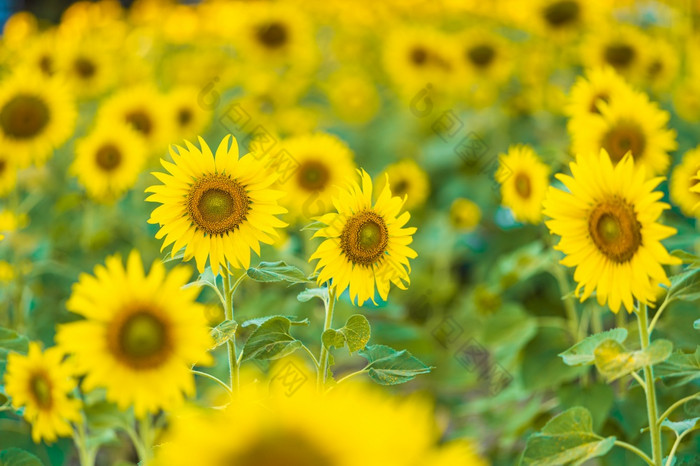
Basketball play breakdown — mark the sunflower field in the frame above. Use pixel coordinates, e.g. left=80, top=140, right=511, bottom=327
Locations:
left=2, top=0, right=700, bottom=465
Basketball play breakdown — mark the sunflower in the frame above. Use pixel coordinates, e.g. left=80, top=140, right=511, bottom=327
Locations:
left=449, top=197, right=481, bottom=232
left=146, top=135, right=288, bottom=275
left=323, top=70, right=380, bottom=125
left=376, top=159, right=430, bottom=211
left=55, top=250, right=213, bottom=418
left=565, top=66, right=634, bottom=120
left=276, top=133, right=356, bottom=221
left=0, top=73, right=77, bottom=168
left=581, top=24, right=650, bottom=83
left=153, top=381, right=436, bottom=466
left=55, top=37, right=116, bottom=99
left=644, top=36, right=679, bottom=94
left=310, top=169, right=417, bottom=305
left=0, top=152, right=17, bottom=196
left=70, top=123, right=147, bottom=202
left=528, top=0, right=607, bottom=38
left=22, top=32, right=57, bottom=78
left=97, top=86, right=171, bottom=155
left=165, top=86, right=213, bottom=142
left=543, top=149, right=680, bottom=313
left=670, top=147, right=700, bottom=218
left=4, top=342, right=82, bottom=443
left=496, top=145, right=550, bottom=224
left=569, top=87, right=676, bottom=176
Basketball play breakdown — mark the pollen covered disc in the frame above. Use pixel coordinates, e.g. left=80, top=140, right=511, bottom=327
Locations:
left=187, top=174, right=250, bottom=236
left=0, top=94, right=50, bottom=139
left=340, top=211, right=389, bottom=266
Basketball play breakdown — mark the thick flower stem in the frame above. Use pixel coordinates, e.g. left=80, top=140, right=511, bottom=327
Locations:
left=637, top=304, right=663, bottom=466
left=222, top=272, right=240, bottom=393
left=73, top=423, right=96, bottom=466
left=317, top=288, right=337, bottom=391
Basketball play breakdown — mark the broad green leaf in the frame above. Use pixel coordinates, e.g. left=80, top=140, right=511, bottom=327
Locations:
left=240, top=315, right=309, bottom=330
left=241, top=317, right=303, bottom=361
left=657, top=346, right=700, bottom=387
left=521, top=407, right=615, bottom=466
left=0, top=449, right=43, bottom=466
left=340, top=315, right=371, bottom=353
left=557, top=383, right=615, bottom=433
left=246, top=261, right=309, bottom=284
left=594, top=339, right=673, bottom=382
left=559, top=328, right=628, bottom=366
left=671, top=250, right=700, bottom=269
left=358, top=344, right=431, bottom=385
left=162, top=248, right=185, bottom=264
left=210, top=320, right=238, bottom=348
left=322, top=329, right=345, bottom=349
left=660, top=418, right=700, bottom=436
left=666, top=268, right=700, bottom=303
left=297, top=287, right=328, bottom=304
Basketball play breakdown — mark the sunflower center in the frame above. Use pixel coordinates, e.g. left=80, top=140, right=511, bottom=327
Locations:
left=297, top=160, right=330, bottom=191
left=221, top=431, right=333, bottom=466
left=543, top=0, right=580, bottom=27
left=29, top=372, right=52, bottom=409
left=340, top=211, right=389, bottom=266
left=113, top=310, right=171, bottom=369
left=648, top=60, right=663, bottom=77
left=410, top=47, right=428, bottom=66
left=188, top=175, right=250, bottom=236
left=256, top=22, right=288, bottom=49
left=39, top=55, right=53, bottom=75
left=605, top=43, right=635, bottom=69
left=95, top=144, right=122, bottom=171
left=393, top=179, right=409, bottom=196
left=0, top=159, right=6, bottom=174
left=177, top=107, right=193, bottom=126
left=74, top=57, right=96, bottom=79
left=0, top=94, right=50, bottom=139
left=601, top=121, right=646, bottom=163
left=588, top=92, right=609, bottom=114
left=588, top=198, right=641, bottom=263
left=125, top=110, right=153, bottom=136
left=467, top=44, right=495, bottom=67
left=514, top=172, right=532, bottom=198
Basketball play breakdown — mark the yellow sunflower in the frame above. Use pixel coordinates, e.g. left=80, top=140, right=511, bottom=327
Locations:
left=97, top=86, right=172, bottom=155
left=70, top=123, right=147, bottom=202
left=55, top=250, right=213, bottom=418
left=565, top=66, right=634, bottom=120
left=55, top=37, right=116, bottom=100
left=0, top=73, right=77, bottom=168
left=496, top=145, right=550, bottom=224
left=569, top=88, right=676, bottom=176
left=375, top=159, right=430, bottom=211
left=528, top=0, right=608, bottom=39
left=310, top=169, right=417, bottom=305
left=449, top=198, right=481, bottom=232
left=22, top=32, right=57, bottom=78
left=0, top=153, right=17, bottom=196
left=581, top=24, right=651, bottom=84
left=4, top=342, right=82, bottom=443
left=644, top=36, right=679, bottom=94
left=543, top=149, right=680, bottom=313
left=165, top=86, right=213, bottom=142
left=146, top=135, right=288, bottom=275
left=154, top=381, right=436, bottom=466
left=276, top=132, right=357, bottom=221
left=670, top=147, right=700, bottom=218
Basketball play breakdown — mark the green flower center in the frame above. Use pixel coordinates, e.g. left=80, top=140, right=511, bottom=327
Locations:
left=514, top=172, right=532, bottom=199
left=29, top=373, right=52, bottom=409
left=0, top=94, right=50, bottom=140
left=188, top=174, right=250, bottom=236
left=112, top=310, right=171, bottom=369
left=340, top=211, right=389, bottom=266
left=297, top=160, right=330, bottom=191
left=588, top=198, right=641, bottom=263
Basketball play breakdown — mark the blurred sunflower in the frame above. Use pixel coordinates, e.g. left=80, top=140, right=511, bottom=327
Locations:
left=670, top=147, right=700, bottom=218
left=644, top=36, right=679, bottom=94
left=376, top=159, right=430, bottom=211
left=543, top=149, right=680, bottom=313
left=0, top=153, right=17, bottom=196
left=581, top=24, right=650, bottom=83
left=23, top=32, right=57, bottom=78
left=56, top=250, right=213, bottom=418
left=323, top=70, right=380, bottom=125
left=0, top=73, right=77, bottom=167
left=496, top=145, right=550, bottom=224
left=56, top=38, right=116, bottom=99
left=310, top=169, right=417, bottom=305
left=565, top=66, right=633, bottom=120
left=529, top=0, right=607, bottom=38
left=97, top=86, right=171, bottom=155
left=154, top=382, right=436, bottom=466
left=4, top=343, right=82, bottom=443
left=146, top=135, right=288, bottom=275
left=166, top=86, right=212, bottom=142
left=71, top=124, right=147, bottom=202
left=277, top=132, right=356, bottom=221
left=449, top=198, right=481, bottom=232
left=569, top=88, right=676, bottom=175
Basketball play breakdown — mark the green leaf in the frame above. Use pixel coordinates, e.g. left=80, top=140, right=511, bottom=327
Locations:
left=83, top=400, right=131, bottom=431
left=240, top=315, right=310, bottom=330
left=657, top=346, right=700, bottom=387
left=666, top=267, right=700, bottom=303
left=0, top=327, right=29, bottom=372
left=246, top=261, right=309, bottom=284
left=341, top=315, right=371, bottom=353
left=358, top=344, right=431, bottom=385
left=162, top=248, right=185, bottom=264
left=210, top=320, right=238, bottom=348
left=521, top=407, right=616, bottom=465
left=594, top=339, right=673, bottom=382
left=322, top=329, right=345, bottom=350
left=671, top=250, right=700, bottom=268
left=182, top=267, right=219, bottom=293
left=660, top=418, right=700, bottom=436
left=241, top=317, right=303, bottom=362
left=559, top=328, right=628, bottom=366
left=0, top=449, right=43, bottom=466
left=297, top=287, right=328, bottom=304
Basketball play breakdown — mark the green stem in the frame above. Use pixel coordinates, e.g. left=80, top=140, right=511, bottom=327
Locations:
left=657, top=392, right=700, bottom=427
left=138, top=415, right=153, bottom=463
left=614, top=440, right=655, bottom=466
left=552, top=266, right=578, bottom=341
left=647, top=296, right=671, bottom=336
left=333, top=368, right=368, bottom=387
left=317, top=288, right=337, bottom=391
left=637, top=304, right=663, bottom=466
left=665, top=426, right=700, bottom=466
left=222, top=272, right=240, bottom=393
left=192, top=369, right=232, bottom=395
left=73, top=423, right=96, bottom=466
